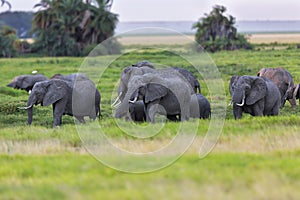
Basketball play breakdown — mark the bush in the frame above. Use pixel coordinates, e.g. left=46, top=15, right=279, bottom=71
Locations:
left=193, top=5, right=252, bottom=52
left=0, top=25, right=18, bottom=57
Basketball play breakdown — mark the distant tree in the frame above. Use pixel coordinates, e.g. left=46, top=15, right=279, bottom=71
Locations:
left=0, top=25, right=18, bottom=57
left=32, top=0, right=120, bottom=56
left=192, top=5, right=252, bottom=52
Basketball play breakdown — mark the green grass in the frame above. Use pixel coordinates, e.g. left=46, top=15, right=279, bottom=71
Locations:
left=1, top=153, right=300, bottom=199
left=1, top=48, right=300, bottom=199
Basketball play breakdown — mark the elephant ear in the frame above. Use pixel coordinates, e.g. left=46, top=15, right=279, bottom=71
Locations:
left=42, top=80, right=66, bottom=106
left=21, top=76, right=34, bottom=90
left=145, top=83, right=168, bottom=103
left=246, top=77, right=267, bottom=105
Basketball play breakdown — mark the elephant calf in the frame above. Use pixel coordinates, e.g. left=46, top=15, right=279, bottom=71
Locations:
left=129, top=100, right=146, bottom=122
left=190, top=94, right=211, bottom=119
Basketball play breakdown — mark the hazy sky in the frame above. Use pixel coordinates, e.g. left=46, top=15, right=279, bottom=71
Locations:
left=5, top=0, right=300, bottom=21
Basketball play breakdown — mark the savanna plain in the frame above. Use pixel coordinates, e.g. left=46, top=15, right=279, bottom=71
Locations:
left=1, top=36, right=300, bottom=199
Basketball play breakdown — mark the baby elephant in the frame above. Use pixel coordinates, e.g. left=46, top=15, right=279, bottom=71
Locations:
left=129, top=100, right=146, bottom=122
left=190, top=94, right=211, bottom=119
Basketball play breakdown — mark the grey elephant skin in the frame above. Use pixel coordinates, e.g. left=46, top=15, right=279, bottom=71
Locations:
left=114, top=63, right=200, bottom=106
left=190, top=94, right=211, bottom=119
left=172, top=67, right=201, bottom=93
left=115, top=73, right=193, bottom=123
left=257, top=67, right=295, bottom=107
left=7, top=74, right=48, bottom=93
left=129, top=100, right=146, bottom=122
left=26, top=79, right=99, bottom=127
left=230, top=75, right=281, bottom=119
left=51, top=73, right=101, bottom=118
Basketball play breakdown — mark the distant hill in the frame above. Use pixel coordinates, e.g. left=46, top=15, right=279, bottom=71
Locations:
left=0, top=11, right=33, bottom=38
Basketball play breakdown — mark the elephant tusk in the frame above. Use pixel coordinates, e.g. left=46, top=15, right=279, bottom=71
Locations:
left=18, top=105, right=32, bottom=110
left=293, top=84, right=299, bottom=99
left=111, top=92, right=122, bottom=107
left=236, top=97, right=245, bottom=107
left=114, top=101, right=121, bottom=107
left=228, top=100, right=233, bottom=106
left=129, top=97, right=138, bottom=104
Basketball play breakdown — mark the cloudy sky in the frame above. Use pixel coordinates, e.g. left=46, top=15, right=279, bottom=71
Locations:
left=5, top=0, right=300, bottom=21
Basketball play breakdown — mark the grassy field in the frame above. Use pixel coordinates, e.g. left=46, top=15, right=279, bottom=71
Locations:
left=1, top=43, right=300, bottom=199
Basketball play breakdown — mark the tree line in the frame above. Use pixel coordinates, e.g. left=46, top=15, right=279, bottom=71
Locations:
left=0, top=2, right=251, bottom=57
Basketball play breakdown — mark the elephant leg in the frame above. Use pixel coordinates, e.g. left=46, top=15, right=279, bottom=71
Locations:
left=146, top=103, right=160, bottom=123
left=53, top=103, right=65, bottom=127
left=180, top=105, right=190, bottom=121
left=167, top=115, right=179, bottom=121
left=233, top=105, right=243, bottom=119
left=253, top=103, right=264, bottom=116
left=75, top=116, right=86, bottom=123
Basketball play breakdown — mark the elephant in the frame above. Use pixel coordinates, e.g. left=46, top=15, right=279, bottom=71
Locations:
left=7, top=74, right=48, bottom=93
left=229, top=75, right=281, bottom=119
left=112, top=66, right=156, bottom=107
left=112, top=65, right=198, bottom=107
left=24, top=79, right=99, bottom=127
left=257, top=67, right=295, bottom=107
left=293, top=84, right=300, bottom=104
left=190, top=94, right=211, bottom=119
left=172, top=67, right=201, bottom=93
left=115, top=73, right=193, bottom=123
left=129, top=100, right=146, bottom=122
left=51, top=73, right=101, bottom=118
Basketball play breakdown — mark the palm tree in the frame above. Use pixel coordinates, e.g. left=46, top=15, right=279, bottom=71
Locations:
left=193, top=5, right=252, bottom=52
left=32, top=0, right=119, bottom=56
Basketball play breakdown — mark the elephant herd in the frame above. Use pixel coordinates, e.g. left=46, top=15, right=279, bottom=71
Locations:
left=230, top=67, right=300, bottom=119
left=112, top=61, right=210, bottom=122
left=7, top=61, right=211, bottom=126
left=8, top=61, right=295, bottom=127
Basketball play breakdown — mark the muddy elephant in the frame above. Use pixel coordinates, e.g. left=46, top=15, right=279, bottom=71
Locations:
left=7, top=74, right=48, bottom=93
left=230, top=75, right=281, bottom=119
left=257, top=67, right=295, bottom=107
left=23, top=79, right=99, bottom=127
left=115, top=72, right=193, bottom=123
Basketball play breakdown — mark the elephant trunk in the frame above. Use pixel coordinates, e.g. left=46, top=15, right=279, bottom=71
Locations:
left=115, top=86, right=138, bottom=118
left=232, top=89, right=245, bottom=107
left=27, top=106, right=33, bottom=125
left=26, top=94, right=37, bottom=125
